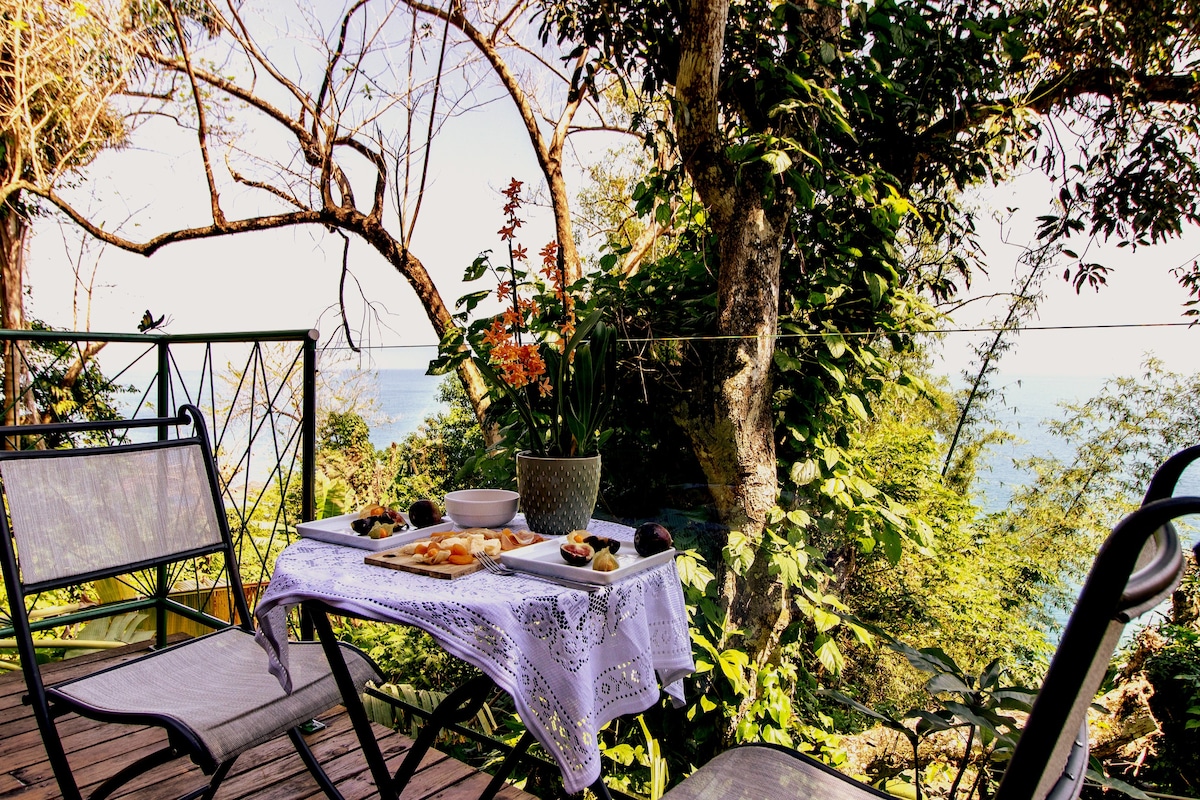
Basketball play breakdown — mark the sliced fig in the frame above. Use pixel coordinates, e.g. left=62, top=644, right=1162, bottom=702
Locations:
left=560, top=542, right=595, bottom=566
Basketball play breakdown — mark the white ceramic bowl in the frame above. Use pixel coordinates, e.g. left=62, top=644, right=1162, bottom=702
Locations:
left=444, top=489, right=520, bottom=528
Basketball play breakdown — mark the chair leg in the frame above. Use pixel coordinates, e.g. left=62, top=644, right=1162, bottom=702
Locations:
left=288, top=726, right=347, bottom=800
left=22, top=677, right=84, bottom=800
left=35, top=718, right=84, bottom=800
left=479, top=730, right=535, bottom=800
left=176, top=756, right=236, bottom=800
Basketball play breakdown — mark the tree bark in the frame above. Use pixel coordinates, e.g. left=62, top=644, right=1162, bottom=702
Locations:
left=670, top=186, right=791, bottom=734
left=0, top=200, right=28, bottom=446
left=672, top=0, right=791, bottom=739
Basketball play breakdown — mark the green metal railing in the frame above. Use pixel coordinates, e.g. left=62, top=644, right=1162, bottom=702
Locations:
left=0, top=328, right=319, bottom=642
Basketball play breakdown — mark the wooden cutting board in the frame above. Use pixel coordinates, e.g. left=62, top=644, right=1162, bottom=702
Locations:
left=364, top=547, right=483, bottom=579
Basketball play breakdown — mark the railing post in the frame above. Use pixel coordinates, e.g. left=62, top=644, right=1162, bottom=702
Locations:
left=302, top=329, right=318, bottom=524
left=156, top=339, right=171, bottom=439
left=300, top=331, right=318, bottom=642
left=156, top=338, right=170, bottom=648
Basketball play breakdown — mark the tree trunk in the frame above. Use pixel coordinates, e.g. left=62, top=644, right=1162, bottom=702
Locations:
left=0, top=200, right=28, bottom=447
left=671, top=185, right=790, bottom=739
left=710, top=191, right=788, bottom=661
left=672, top=0, right=792, bottom=741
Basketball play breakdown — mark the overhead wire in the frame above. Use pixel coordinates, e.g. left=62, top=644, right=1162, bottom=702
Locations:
left=324, top=319, right=1198, bottom=351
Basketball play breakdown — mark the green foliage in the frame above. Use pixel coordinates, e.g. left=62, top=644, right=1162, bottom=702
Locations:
left=672, top=522, right=855, bottom=765
left=830, top=382, right=1057, bottom=706
left=570, top=537, right=854, bottom=795
left=1142, top=635, right=1200, bottom=790
left=599, top=715, right=670, bottom=800
left=13, top=320, right=134, bottom=446
left=315, top=410, right=376, bottom=508
left=364, top=681, right=500, bottom=747
left=826, top=638, right=1034, bottom=800
left=1135, top=559, right=1200, bottom=793
left=383, top=378, right=493, bottom=507
left=543, top=0, right=1200, bottom=573
left=65, top=612, right=154, bottom=657
left=333, top=617, right=481, bottom=690
left=313, top=468, right=354, bottom=520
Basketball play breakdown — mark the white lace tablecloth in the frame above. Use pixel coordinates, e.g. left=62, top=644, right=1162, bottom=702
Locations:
left=254, top=516, right=694, bottom=794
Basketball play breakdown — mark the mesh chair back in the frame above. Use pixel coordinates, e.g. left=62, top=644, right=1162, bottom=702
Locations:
left=0, top=438, right=225, bottom=588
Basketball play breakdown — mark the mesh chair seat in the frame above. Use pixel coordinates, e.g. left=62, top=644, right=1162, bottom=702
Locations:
left=47, top=627, right=378, bottom=769
left=660, top=745, right=891, bottom=800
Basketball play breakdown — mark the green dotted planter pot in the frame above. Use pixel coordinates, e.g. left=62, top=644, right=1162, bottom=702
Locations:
left=516, top=453, right=601, bottom=536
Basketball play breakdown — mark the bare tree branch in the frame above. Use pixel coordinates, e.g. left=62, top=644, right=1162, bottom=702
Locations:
left=164, top=0, right=227, bottom=226
left=403, top=0, right=589, bottom=282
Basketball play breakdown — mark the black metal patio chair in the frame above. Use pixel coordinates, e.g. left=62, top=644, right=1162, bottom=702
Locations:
left=659, top=494, right=1200, bottom=800
left=1143, top=443, right=1200, bottom=505
left=0, top=405, right=380, bottom=800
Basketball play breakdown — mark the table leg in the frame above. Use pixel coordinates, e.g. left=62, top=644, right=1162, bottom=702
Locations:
left=479, top=730, right=535, bottom=800
left=386, top=673, right=494, bottom=790
left=302, top=603, right=611, bottom=800
left=589, top=774, right=614, bottom=800
left=303, top=602, right=399, bottom=800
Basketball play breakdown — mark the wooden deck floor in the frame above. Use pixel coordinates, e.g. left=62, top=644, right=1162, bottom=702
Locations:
left=0, top=640, right=537, bottom=800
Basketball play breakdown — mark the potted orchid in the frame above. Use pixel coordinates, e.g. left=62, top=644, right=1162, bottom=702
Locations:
left=434, top=179, right=616, bottom=533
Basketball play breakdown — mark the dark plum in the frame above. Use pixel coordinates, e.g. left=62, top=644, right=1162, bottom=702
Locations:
left=633, top=523, right=673, bottom=556
left=409, top=498, right=443, bottom=528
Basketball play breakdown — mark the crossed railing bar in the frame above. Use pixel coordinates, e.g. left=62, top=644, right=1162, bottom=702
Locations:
left=0, top=328, right=318, bottom=635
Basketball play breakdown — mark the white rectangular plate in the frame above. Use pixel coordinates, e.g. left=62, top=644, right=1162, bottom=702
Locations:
left=296, top=511, right=455, bottom=551
left=499, top=537, right=676, bottom=585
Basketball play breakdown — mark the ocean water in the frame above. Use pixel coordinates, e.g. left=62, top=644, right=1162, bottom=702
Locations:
left=974, top=374, right=1200, bottom=533
left=973, top=375, right=1107, bottom=512
left=367, top=370, right=1200, bottom=517
left=369, top=369, right=451, bottom=448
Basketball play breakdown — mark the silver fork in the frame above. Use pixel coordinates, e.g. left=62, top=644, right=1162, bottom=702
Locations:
left=475, top=552, right=600, bottom=592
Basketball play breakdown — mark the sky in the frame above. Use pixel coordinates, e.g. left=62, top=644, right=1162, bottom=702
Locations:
left=29, top=148, right=1199, bottom=386
left=930, top=190, right=1200, bottom=381
left=20, top=6, right=1200, bottom=386
left=25, top=101, right=549, bottom=372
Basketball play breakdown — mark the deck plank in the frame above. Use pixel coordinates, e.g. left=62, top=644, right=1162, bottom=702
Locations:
left=0, top=642, right=540, bottom=800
